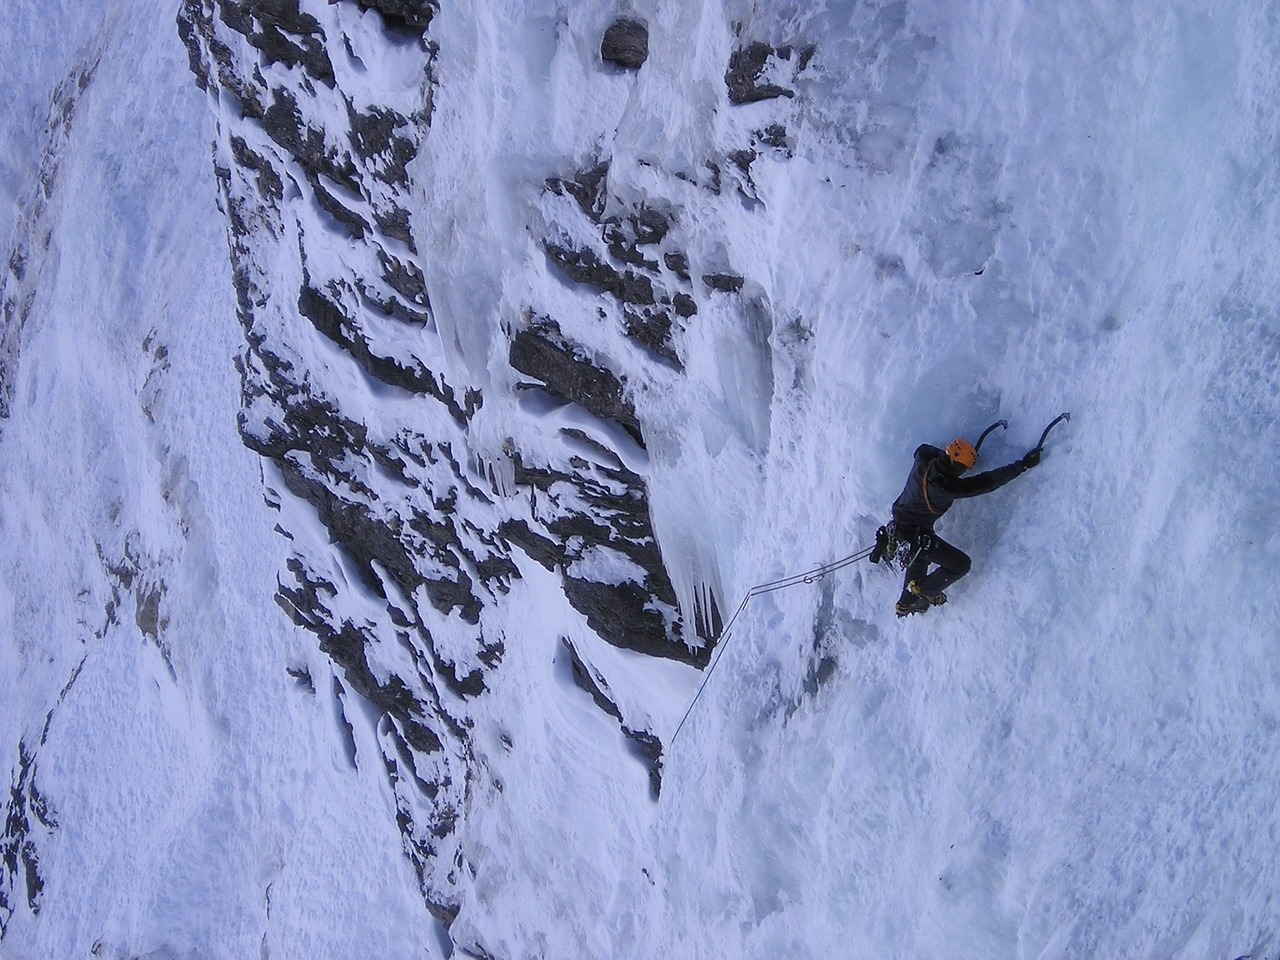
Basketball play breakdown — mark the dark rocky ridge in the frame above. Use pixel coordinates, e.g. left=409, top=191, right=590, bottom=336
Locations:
left=0, top=58, right=99, bottom=422
left=182, top=0, right=511, bottom=928
left=178, top=0, right=718, bottom=942
left=0, top=654, right=84, bottom=941
left=510, top=316, right=644, bottom=444
left=0, top=745, right=50, bottom=938
left=542, top=159, right=695, bottom=368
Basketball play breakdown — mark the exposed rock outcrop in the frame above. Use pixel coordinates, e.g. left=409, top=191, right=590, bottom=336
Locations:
left=725, top=41, right=815, bottom=104
left=181, top=0, right=510, bottom=929
left=510, top=316, right=643, bottom=444
left=543, top=159, right=693, bottom=367
left=601, top=17, right=649, bottom=69
left=0, top=745, right=51, bottom=938
left=178, top=0, right=714, bottom=945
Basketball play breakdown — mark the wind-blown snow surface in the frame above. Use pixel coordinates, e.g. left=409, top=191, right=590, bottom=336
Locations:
left=0, top=3, right=437, bottom=957
left=3, top=1, right=1279, bottom=959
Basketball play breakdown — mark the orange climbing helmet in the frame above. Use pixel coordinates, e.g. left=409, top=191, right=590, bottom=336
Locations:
left=945, top=438, right=978, bottom=470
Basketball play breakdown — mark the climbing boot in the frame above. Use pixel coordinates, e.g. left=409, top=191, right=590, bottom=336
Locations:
left=908, top=580, right=948, bottom=607
left=895, top=592, right=930, bottom=617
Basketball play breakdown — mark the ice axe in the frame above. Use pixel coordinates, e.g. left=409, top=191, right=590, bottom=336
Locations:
left=974, top=418, right=1008, bottom=454
left=973, top=412, right=1069, bottom=462
left=1032, top=412, right=1071, bottom=456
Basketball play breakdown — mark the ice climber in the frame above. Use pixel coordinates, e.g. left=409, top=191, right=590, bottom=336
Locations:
left=882, top=436, right=1041, bottom=617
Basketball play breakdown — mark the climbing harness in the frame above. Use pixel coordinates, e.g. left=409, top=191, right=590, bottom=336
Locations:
left=872, top=523, right=932, bottom=572
left=668, top=542, right=875, bottom=747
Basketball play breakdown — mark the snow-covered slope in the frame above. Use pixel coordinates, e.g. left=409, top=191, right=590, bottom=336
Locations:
left=3, top=0, right=1279, bottom=958
left=0, top=3, right=440, bottom=956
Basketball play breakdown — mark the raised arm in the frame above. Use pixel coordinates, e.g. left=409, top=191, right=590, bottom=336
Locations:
left=941, top=450, right=1038, bottom=498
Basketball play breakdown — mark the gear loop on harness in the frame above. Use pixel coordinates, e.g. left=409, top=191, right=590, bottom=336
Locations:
left=871, top=522, right=932, bottom=572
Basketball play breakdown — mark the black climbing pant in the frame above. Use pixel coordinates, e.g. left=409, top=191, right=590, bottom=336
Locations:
left=900, top=533, right=971, bottom=599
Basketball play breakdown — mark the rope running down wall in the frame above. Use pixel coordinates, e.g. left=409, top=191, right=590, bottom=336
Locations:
left=668, top=544, right=874, bottom=746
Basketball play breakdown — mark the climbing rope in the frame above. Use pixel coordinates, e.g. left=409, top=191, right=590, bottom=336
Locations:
left=668, top=543, right=874, bottom=747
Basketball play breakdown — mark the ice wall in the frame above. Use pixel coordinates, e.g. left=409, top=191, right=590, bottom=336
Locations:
left=2, top=0, right=1278, bottom=957
left=644, top=2, right=1280, bottom=959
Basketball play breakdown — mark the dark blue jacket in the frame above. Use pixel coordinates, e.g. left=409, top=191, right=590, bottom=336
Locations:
left=891, top=444, right=1026, bottom=533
